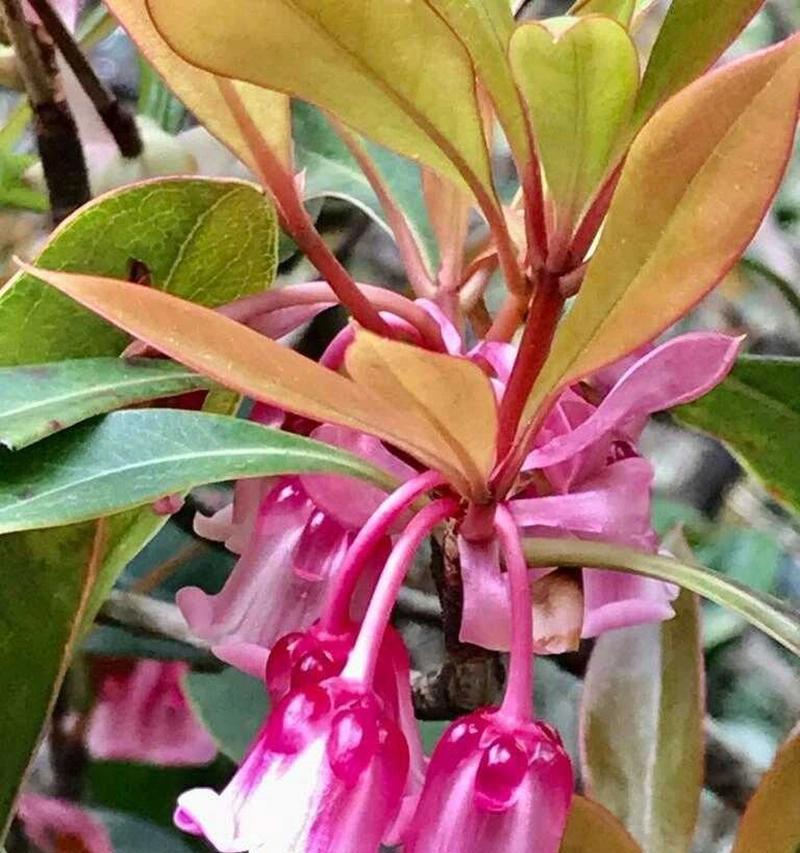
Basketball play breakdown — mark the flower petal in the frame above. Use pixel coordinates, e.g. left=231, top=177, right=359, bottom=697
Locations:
left=528, top=333, right=742, bottom=469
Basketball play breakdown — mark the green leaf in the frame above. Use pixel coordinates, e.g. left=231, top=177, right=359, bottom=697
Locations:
left=0, top=521, right=106, bottom=835
left=97, top=809, right=195, bottom=853
left=0, top=176, right=278, bottom=363
left=674, top=356, right=800, bottom=512
left=523, top=538, right=800, bottom=656
left=0, top=148, right=48, bottom=212
left=509, top=16, right=638, bottom=253
left=138, top=57, right=187, bottom=134
left=146, top=0, right=496, bottom=198
left=186, top=667, right=268, bottom=762
left=732, top=723, right=800, bottom=853
left=581, top=587, right=703, bottom=850
left=632, top=0, right=765, bottom=129
left=0, top=409, right=397, bottom=534
left=0, top=176, right=276, bottom=839
left=0, top=358, right=213, bottom=450
left=294, top=102, right=437, bottom=269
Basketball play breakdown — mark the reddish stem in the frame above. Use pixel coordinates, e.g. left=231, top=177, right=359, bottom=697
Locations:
left=567, top=162, right=623, bottom=268
left=343, top=497, right=459, bottom=685
left=216, top=79, right=393, bottom=339
left=494, top=271, right=564, bottom=464
left=323, top=471, right=446, bottom=634
left=522, top=158, right=548, bottom=271
left=220, top=281, right=445, bottom=351
left=494, top=503, right=534, bottom=723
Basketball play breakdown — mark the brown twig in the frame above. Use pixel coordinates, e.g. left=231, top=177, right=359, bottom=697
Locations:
left=26, top=0, right=142, bottom=158
left=0, top=0, right=89, bottom=222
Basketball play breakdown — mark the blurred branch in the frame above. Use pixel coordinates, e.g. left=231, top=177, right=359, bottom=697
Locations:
left=26, top=0, right=142, bottom=158
left=97, top=589, right=211, bottom=652
left=0, top=0, right=88, bottom=222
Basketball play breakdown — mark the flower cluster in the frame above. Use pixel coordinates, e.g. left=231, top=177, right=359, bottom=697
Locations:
left=158, top=295, right=738, bottom=851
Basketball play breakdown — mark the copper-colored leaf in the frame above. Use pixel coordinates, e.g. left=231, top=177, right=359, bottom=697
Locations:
left=560, top=795, right=641, bottom=853
left=145, top=0, right=493, bottom=196
left=520, top=37, right=800, bottom=436
left=345, top=330, right=498, bottom=499
left=732, top=724, right=800, bottom=853
left=105, top=0, right=291, bottom=169
left=18, top=265, right=486, bottom=496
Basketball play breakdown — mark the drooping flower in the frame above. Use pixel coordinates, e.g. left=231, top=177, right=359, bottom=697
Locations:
left=17, top=794, right=113, bottom=853
left=87, top=659, right=216, bottom=766
left=174, top=498, right=457, bottom=852
left=403, top=710, right=573, bottom=853
left=175, top=677, right=409, bottom=853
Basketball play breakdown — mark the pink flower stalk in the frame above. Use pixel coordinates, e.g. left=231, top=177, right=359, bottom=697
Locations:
left=17, top=794, right=112, bottom=853
left=87, top=659, right=216, bottom=766
left=405, top=506, right=573, bottom=851
left=175, top=499, right=457, bottom=852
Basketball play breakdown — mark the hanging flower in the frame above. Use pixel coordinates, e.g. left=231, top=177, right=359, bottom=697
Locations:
left=87, top=659, right=216, bottom=766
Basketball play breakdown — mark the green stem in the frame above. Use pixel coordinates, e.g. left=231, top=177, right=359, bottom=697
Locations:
left=523, top=537, right=800, bottom=656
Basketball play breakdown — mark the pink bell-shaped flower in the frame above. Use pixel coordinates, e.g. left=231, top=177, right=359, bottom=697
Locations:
left=404, top=709, right=573, bottom=852
left=87, top=659, right=216, bottom=766
left=174, top=677, right=409, bottom=853
left=407, top=504, right=574, bottom=852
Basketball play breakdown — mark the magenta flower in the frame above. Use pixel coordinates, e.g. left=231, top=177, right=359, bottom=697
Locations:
left=175, top=678, right=409, bottom=852
left=403, top=710, right=572, bottom=852
left=87, top=659, right=216, bottom=766
left=17, top=794, right=112, bottom=853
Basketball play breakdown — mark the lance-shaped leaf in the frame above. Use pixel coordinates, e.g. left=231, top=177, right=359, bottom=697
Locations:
left=0, top=521, right=106, bottom=838
left=632, top=0, right=766, bottom=130
left=0, top=177, right=279, bottom=363
left=145, top=0, right=495, bottom=199
left=18, top=265, right=487, bottom=497
left=0, top=358, right=213, bottom=450
left=423, top=0, right=529, bottom=169
left=520, top=37, right=800, bottom=436
left=523, top=538, right=800, bottom=656
left=105, top=0, right=291, bottom=168
left=581, top=587, right=704, bottom=850
left=568, top=0, right=635, bottom=26
left=732, top=723, right=800, bottom=853
left=674, top=356, right=800, bottom=513
left=345, top=330, right=499, bottom=499
left=560, top=796, right=641, bottom=853
left=510, top=16, right=638, bottom=251
left=0, top=409, right=397, bottom=534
